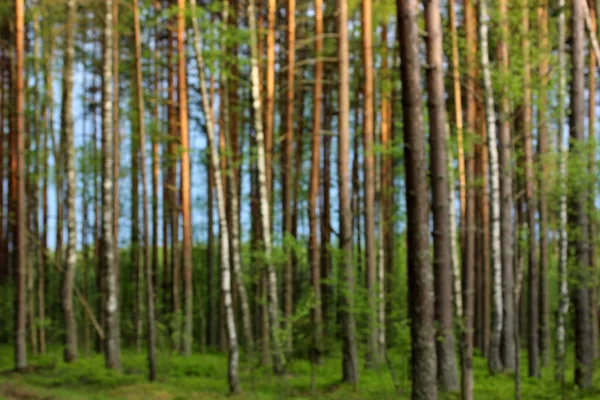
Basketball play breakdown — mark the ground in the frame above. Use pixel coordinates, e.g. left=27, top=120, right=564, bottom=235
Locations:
left=0, top=346, right=599, bottom=399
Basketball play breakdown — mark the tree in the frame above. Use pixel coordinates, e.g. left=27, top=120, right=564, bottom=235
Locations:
left=497, top=0, right=515, bottom=372
left=133, top=0, right=157, bottom=380
left=397, top=0, right=437, bottom=397
left=14, top=0, right=27, bottom=372
left=479, top=0, right=503, bottom=374
left=248, top=0, right=284, bottom=375
left=62, top=0, right=77, bottom=363
left=362, top=0, right=378, bottom=368
left=176, top=0, right=194, bottom=357
left=570, top=0, right=594, bottom=387
left=425, top=0, right=458, bottom=389
left=308, top=0, right=324, bottom=365
left=102, top=0, right=120, bottom=371
left=338, top=0, right=358, bottom=386
left=190, top=0, right=241, bottom=391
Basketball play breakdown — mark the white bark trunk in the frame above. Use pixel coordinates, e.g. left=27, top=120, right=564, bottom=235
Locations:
left=102, top=0, right=120, bottom=371
left=446, top=123, right=462, bottom=319
left=479, top=0, right=503, bottom=372
left=247, top=0, right=285, bottom=374
left=556, top=0, right=569, bottom=382
left=189, top=0, right=240, bottom=392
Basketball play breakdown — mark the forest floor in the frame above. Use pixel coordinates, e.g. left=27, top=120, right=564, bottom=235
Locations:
left=0, top=345, right=599, bottom=399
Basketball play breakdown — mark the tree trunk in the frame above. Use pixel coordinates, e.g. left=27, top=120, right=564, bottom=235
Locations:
left=176, top=0, right=194, bottom=357
left=556, top=0, right=569, bottom=382
left=102, top=0, right=121, bottom=371
left=248, top=0, right=284, bottom=375
left=189, top=0, right=240, bottom=391
left=362, top=0, right=378, bottom=368
left=14, top=0, right=27, bottom=372
left=461, top=0, right=477, bottom=396
left=133, top=0, right=157, bottom=380
left=282, top=0, right=295, bottom=354
left=479, top=0, right=503, bottom=374
left=337, top=0, right=358, bottom=385
left=537, top=0, right=551, bottom=367
left=152, top=0, right=161, bottom=315
left=309, top=0, right=324, bottom=365
left=570, top=0, right=594, bottom=387
left=448, top=0, right=463, bottom=319
left=425, top=0, right=459, bottom=389
left=112, top=0, right=120, bottom=321
left=497, top=0, right=516, bottom=372
left=397, top=0, right=437, bottom=398
left=62, top=0, right=78, bottom=363
left=587, top=0, right=599, bottom=361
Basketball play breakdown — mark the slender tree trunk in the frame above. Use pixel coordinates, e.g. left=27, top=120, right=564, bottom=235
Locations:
left=425, top=0, right=459, bottom=389
left=338, top=0, right=358, bottom=385
left=112, top=0, right=120, bottom=316
left=14, top=0, right=27, bottom=372
left=537, top=0, right=551, bottom=367
left=587, top=0, right=599, bottom=361
left=461, top=0, right=477, bottom=396
left=448, top=0, right=463, bottom=318
left=248, top=0, right=284, bottom=375
left=102, top=0, right=120, bottom=371
left=397, top=0, right=437, bottom=397
left=497, top=0, right=515, bottom=372
left=282, top=0, right=295, bottom=354
left=361, top=0, right=378, bottom=368
left=176, top=0, right=193, bottom=357
left=265, top=0, right=275, bottom=205
left=152, top=0, right=161, bottom=313
left=556, top=0, right=569, bottom=383
left=479, top=0, right=503, bottom=373
left=62, top=0, right=78, bottom=363
left=189, top=3, right=240, bottom=391
left=570, top=0, right=594, bottom=387
left=133, top=0, right=157, bottom=380
left=309, top=0, right=324, bottom=366
left=131, top=73, right=142, bottom=353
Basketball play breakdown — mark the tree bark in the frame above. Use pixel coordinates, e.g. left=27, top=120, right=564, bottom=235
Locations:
left=537, top=0, right=551, bottom=367
left=397, top=0, right=437, bottom=397
left=189, top=0, right=241, bottom=391
left=133, top=0, right=157, bottom=380
left=176, top=0, right=194, bottom=357
left=338, top=0, right=358, bottom=385
left=497, top=0, right=515, bottom=372
left=309, top=0, right=324, bottom=365
left=570, top=0, right=594, bottom=387
left=248, top=0, right=284, bottom=375
left=362, top=0, right=378, bottom=368
left=14, top=0, right=27, bottom=372
left=556, top=0, right=569, bottom=382
left=61, top=0, right=78, bottom=363
left=479, top=0, right=503, bottom=374
left=425, top=0, right=459, bottom=389
left=102, top=0, right=121, bottom=371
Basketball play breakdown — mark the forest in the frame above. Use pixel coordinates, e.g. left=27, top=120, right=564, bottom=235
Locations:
left=1, top=0, right=600, bottom=398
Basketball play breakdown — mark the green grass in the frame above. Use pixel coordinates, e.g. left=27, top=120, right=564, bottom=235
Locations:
left=0, top=346, right=599, bottom=399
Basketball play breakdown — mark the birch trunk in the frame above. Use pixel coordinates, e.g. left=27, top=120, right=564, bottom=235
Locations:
left=556, top=0, right=569, bottom=383
left=102, top=0, right=120, bottom=371
left=479, top=0, right=503, bottom=374
left=448, top=0, right=463, bottom=320
left=62, top=0, right=78, bottom=363
left=247, top=0, right=285, bottom=375
left=189, top=0, right=240, bottom=391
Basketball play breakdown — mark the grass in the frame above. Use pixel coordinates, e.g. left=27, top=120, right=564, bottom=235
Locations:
left=0, top=345, right=599, bottom=399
